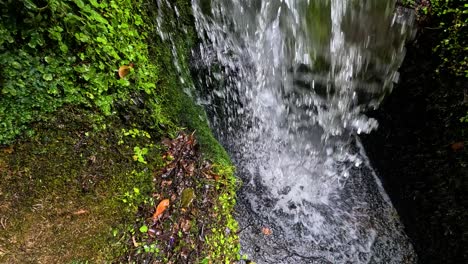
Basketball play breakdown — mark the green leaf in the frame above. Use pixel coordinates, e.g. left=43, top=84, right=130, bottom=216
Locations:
left=75, top=33, right=90, bottom=43
left=96, top=36, right=107, bottom=44
left=89, top=10, right=108, bottom=24
left=59, top=43, right=68, bottom=53
left=22, top=0, right=38, bottom=10
left=139, top=225, right=148, bottom=233
left=72, top=0, right=85, bottom=9
left=89, top=0, right=101, bottom=8
left=42, top=74, right=53, bottom=81
left=11, top=61, right=22, bottom=69
left=141, top=148, right=148, bottom=155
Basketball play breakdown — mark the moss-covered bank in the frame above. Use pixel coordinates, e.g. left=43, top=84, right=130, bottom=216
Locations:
left=0, top=0, right=239, bottom=262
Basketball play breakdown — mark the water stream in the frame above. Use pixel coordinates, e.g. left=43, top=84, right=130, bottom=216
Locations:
left=189, top=0, right=416, bottom=263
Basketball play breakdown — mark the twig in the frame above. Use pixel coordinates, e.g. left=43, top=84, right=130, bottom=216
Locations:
left=0, top=217, right=7, bottom=229
left=424, top=26, right=442, bottom=30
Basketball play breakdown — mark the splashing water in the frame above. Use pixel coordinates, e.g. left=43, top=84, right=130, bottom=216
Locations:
left=189, top=0, right=416, bottom=263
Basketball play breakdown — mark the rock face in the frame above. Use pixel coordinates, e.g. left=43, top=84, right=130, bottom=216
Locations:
left=361, top=28, right=468, bottom=264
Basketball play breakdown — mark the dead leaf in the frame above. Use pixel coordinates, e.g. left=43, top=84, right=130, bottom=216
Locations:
left=152, top=193, right=161, bottom=200
left=148, top=228, right=157, bottom=238
left=185, top=163, right=195, bottom=176
left=161, top=180, right=173, bottom=187
left=118, top=64, right=134, bottom=79
left=180, top=219, right=192, bottom=233
left=2, top=146, right=13, bottom=154
left=72, top=209, right=88, bottom=215
left=262, top=227, right=272, bottom=236
left=153, top=199, right=170, bottom=220
left=451, top=142, right=464, bottom=152
left=202, top=170, right=219, bottom=180
left=180, top=246, right=190, bottom=259
left=88, top=155, right=97, bottom=163
left=162, top=138, right=172, bottom=147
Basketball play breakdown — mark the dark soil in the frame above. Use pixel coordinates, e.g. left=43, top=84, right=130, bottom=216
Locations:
left=361, top=27, right=468, bottom=264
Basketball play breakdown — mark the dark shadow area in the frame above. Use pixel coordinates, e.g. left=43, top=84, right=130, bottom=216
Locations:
left=361, top=28, right=467, bottom=264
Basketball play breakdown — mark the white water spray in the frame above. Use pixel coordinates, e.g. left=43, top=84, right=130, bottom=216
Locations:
left=190, top=0, right=416, bottom=263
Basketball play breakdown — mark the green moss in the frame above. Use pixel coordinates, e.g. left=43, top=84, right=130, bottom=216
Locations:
left=137, top=1, right=240, bottom=261
left=140, top=0, right=231, bottom=165
left=204, top=165, right=241, bottom=263
left=0, top=0, right=239, bottom=262
left=0, top=0, right=169, bottom=143
left=0, top=108, right=153, bottom=262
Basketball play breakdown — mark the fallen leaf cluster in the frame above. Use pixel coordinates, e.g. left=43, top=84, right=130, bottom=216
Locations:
left=125, top=132, right=225, bottom=263
left=159, top=132, right=198, bottom=179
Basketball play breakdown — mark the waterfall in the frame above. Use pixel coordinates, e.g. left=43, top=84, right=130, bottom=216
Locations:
left=190, top=0, right=416, bottom=263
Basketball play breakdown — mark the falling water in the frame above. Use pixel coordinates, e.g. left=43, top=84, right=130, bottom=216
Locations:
left=190, top=0, right=416, bottom=263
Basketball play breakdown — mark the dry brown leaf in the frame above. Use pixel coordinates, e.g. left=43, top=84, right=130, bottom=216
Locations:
left=180, top=219, right=192, bottom=233
left=162, top=138, right=172, bottom=147
left=180, top=247, right=190, bottom=259
left=186, top=163, right=195, bottom=176
left=152, top=193, right=161, bottom=200
left=118, top=64, right=134, bottom=79
left=2, top=146, right=13, bottom=154
left=262, top=227, right=272, bottom=236
left=161, top=180, right=173, bottom=187
left=153, top=199, right=170, bottom=220
left=72, top=209, right=88, bottom=215
left=148, top=228, right=157, bottom=238
left=88, top=155, right=97, bottom=163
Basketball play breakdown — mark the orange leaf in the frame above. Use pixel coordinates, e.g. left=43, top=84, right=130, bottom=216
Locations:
left=262, top=227, right=272, bottom=236
left=153, top=199, right=170, bottom=220
left=118, top=65, right=132, bottom=79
